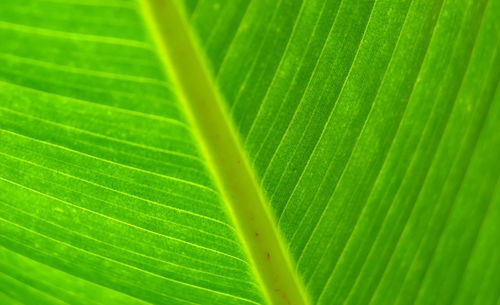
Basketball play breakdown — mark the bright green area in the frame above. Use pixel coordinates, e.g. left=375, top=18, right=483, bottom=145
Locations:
left=0, top=1, right=264, bottom=304
left=1, top=0, right=499, bottom=305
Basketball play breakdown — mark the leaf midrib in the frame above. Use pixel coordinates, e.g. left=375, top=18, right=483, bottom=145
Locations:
left=140, top=1, right=310, bottom=305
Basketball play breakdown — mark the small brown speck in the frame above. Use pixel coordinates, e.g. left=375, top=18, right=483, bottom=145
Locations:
left=266, top=252, right=270, bottom=260
left=255, top=232, right=259, bottom=237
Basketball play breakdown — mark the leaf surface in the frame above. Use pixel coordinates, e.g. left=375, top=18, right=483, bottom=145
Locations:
left=0, top=0, right=499, bottom=305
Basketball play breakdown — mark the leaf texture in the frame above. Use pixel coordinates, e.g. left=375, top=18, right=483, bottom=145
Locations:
left=0, top=1, right=264, bottom=304
left=1, top=0, right=500, bottom=305
left=187, top=0, right=500, bottom=304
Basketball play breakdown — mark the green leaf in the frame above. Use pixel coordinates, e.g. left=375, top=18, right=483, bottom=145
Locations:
left=0, top=0, right=498, bottom=305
